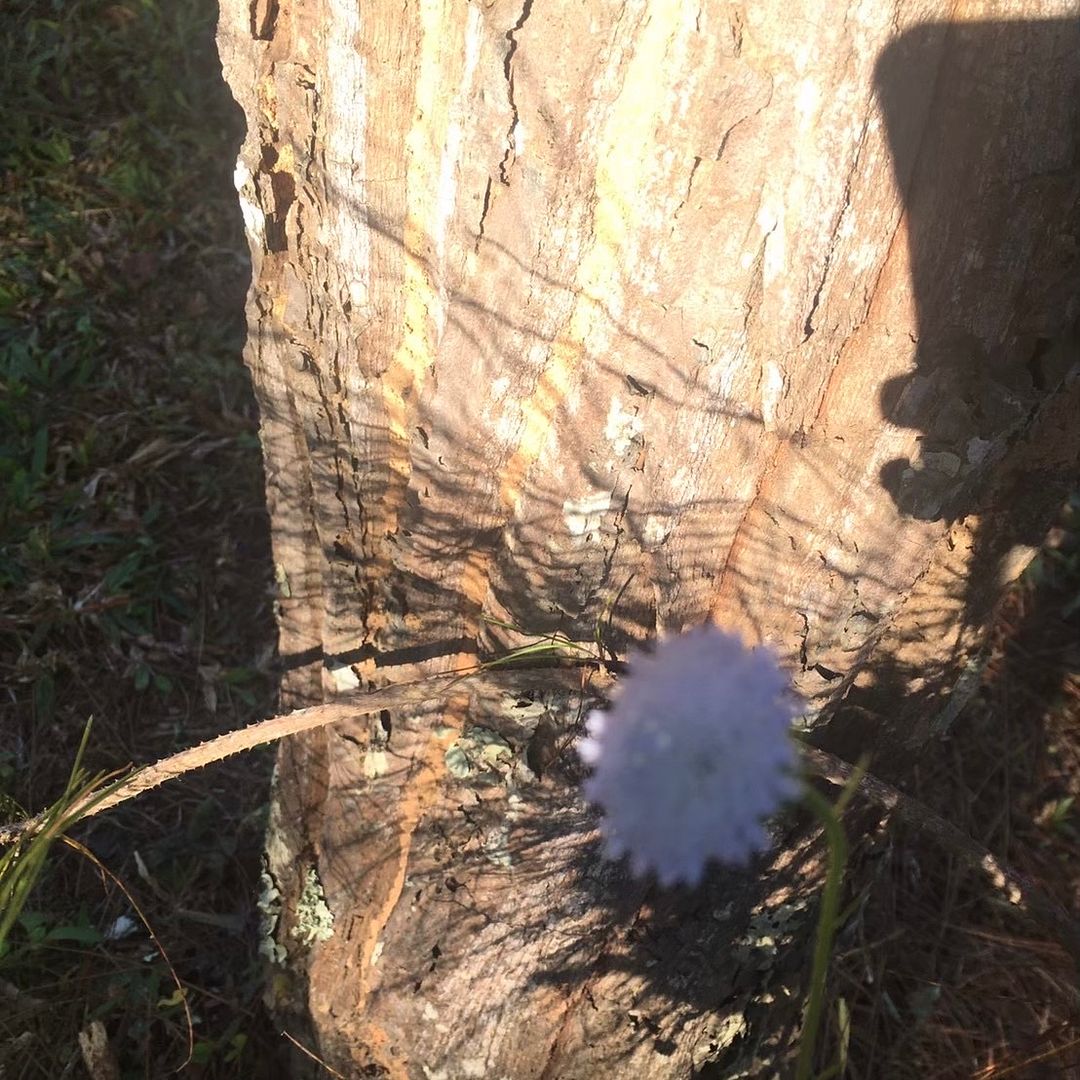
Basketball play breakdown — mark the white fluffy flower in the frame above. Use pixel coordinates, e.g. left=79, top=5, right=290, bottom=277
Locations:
left=578, top=625, right=800, bottom=886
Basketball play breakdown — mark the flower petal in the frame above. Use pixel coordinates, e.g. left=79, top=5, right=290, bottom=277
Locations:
left=577, top=625, right=800, bottom=886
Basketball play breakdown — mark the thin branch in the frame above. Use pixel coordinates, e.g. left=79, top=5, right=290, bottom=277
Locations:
left=802, top=743, right=1080, bottom=966
left=0, top=665, right=601, bottom=847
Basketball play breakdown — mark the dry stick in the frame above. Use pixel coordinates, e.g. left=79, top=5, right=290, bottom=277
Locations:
left=3, top=669, right=1078, bottom=965
left=803, top=743, right=1080, bottom=967
left=0, top=666, right=596, bottom=847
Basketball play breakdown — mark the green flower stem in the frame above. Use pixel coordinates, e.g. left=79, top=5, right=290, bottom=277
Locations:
left=795, top=767, right=862, bottom=1080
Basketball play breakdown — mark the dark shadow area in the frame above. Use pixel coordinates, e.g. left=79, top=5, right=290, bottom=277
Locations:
left=821, top=17, right=1080, bottom=770
left=811, top=19, right=1080, bottom=1078
left=830, top=503, right=1080, bottom=1077
left=876, top=19, right=1078, bottom=548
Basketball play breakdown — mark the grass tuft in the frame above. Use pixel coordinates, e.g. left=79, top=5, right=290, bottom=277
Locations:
left=1, top=1, right=280, bottom=1074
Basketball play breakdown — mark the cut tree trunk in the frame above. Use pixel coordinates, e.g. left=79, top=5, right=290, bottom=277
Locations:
left=216, top=2, right=1080, bottom=1076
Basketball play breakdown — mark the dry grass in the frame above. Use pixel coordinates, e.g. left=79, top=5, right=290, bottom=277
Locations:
left=0, top=1, right=282, bottom=1074
left=827, top=503, right=1080, bottom=1079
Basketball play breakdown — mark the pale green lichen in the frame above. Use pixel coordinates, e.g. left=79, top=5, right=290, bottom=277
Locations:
left=443, top=726, right=514, bottom=781
left=732, top=900, right=809, bottom=971
left=256, top=867, right=287, bottom=965
left=363, top=747, right=389, bottom=777
left=444, top=744, right=472, bottom=779
left=482, top=824, right=513, bottom=868
left=692, top=1009, right=749, bottom=1069
left=290, top=867, right=335, bottom=946
left=273, top=563, right=291, bottom=598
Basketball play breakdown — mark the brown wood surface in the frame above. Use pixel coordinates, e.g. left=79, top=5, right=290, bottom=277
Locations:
left=217, top=2, right=1080, bottom=1075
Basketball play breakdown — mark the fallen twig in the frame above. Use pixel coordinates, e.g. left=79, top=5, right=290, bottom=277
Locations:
left=0, top=665, right=601, bottom=846
left=802, top=742, right=1080, bottom=967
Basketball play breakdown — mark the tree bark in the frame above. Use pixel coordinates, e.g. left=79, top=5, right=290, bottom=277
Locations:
left=217, top=2, right=1080, bottom=1076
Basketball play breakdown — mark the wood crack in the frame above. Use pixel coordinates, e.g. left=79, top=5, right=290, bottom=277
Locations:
left=498, top=0, right=534, bottom=185
left=670, top=156, right=701, bottom=234
left=475, top=175, right=493, bottom=252
left=802, top=111, right=871, bottom=342
left=250, top=0, right=278, bottom=40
